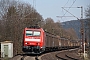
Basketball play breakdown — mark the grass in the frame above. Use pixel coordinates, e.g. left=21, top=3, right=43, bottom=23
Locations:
left=3, top=57, right=10, bottom=60
left=0, top=57, right=12, bottom=60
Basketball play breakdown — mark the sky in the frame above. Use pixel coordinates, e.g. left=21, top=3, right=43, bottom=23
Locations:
left=20, top=0, right=90, bottom=22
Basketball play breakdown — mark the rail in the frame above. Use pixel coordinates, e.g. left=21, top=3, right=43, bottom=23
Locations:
left=21, top=55, right=27, bottom=60
left=66, top=54, right=79, bottom=60
left=55, top=53, right=68, bottom=60
left=55, top=48, right=82, bottom=60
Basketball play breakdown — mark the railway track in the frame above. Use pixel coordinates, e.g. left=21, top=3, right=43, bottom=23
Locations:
left=56, top=52, right=79, bottom=60
left=66, top=54, right=79, bottom=60
left=11, top=51, right=57, bottom=60
left=19, top=54, right=40, bottom=60
left=21, top=55, right=27, bottom=60
left=10, top=55, right=39, bottom=60
left=21, top=56, right=36, bottom=60
left=55, top=49, right=82, bottom=60
left=10, top=55, right=23, bottom=60
left=10, top=48, right=81, bottom=60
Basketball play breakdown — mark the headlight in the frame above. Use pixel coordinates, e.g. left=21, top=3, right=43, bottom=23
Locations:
left=25, top=43, right=27, bottom=44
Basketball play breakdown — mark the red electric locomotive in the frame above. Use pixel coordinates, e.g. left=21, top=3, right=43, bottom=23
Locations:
left=22, top=26, right=45, bottom=54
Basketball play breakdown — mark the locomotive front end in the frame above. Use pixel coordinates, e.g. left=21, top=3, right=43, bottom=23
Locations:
left=22, top=27, right=45, bottom=54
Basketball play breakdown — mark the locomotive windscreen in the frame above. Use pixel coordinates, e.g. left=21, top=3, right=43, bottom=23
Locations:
left=26, top=30, right=41, bottom=36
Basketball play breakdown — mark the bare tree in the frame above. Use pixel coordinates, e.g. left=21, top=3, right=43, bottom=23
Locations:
left=0, top=0, right=43, bottom=55
left=65, top=28, right=78, bottom=40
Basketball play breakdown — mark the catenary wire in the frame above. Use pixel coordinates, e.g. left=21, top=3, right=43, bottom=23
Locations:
left=62, top=0, right=77, bottom=18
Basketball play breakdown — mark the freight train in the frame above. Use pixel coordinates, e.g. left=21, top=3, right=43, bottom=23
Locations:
left=22, top=26, right=80, bottom=54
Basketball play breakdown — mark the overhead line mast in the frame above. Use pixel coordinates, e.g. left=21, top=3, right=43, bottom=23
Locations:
left=57, top=6, right=85, bottom=58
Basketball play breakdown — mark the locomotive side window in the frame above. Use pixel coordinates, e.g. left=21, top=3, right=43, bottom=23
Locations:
left=33, top=31, right=40, bottom=36
left=26, top=30, right=33, bottom=36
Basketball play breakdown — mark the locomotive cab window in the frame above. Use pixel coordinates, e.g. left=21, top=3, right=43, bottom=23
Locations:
left=26, top=30, right=41, bottom=36
left=26, top=30, right=33, bottom=36
left=33, top=31, right=40, bottom=36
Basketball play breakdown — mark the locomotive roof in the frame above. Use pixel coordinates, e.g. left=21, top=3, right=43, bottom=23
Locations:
left=27, top=25, right=40, bottom=29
